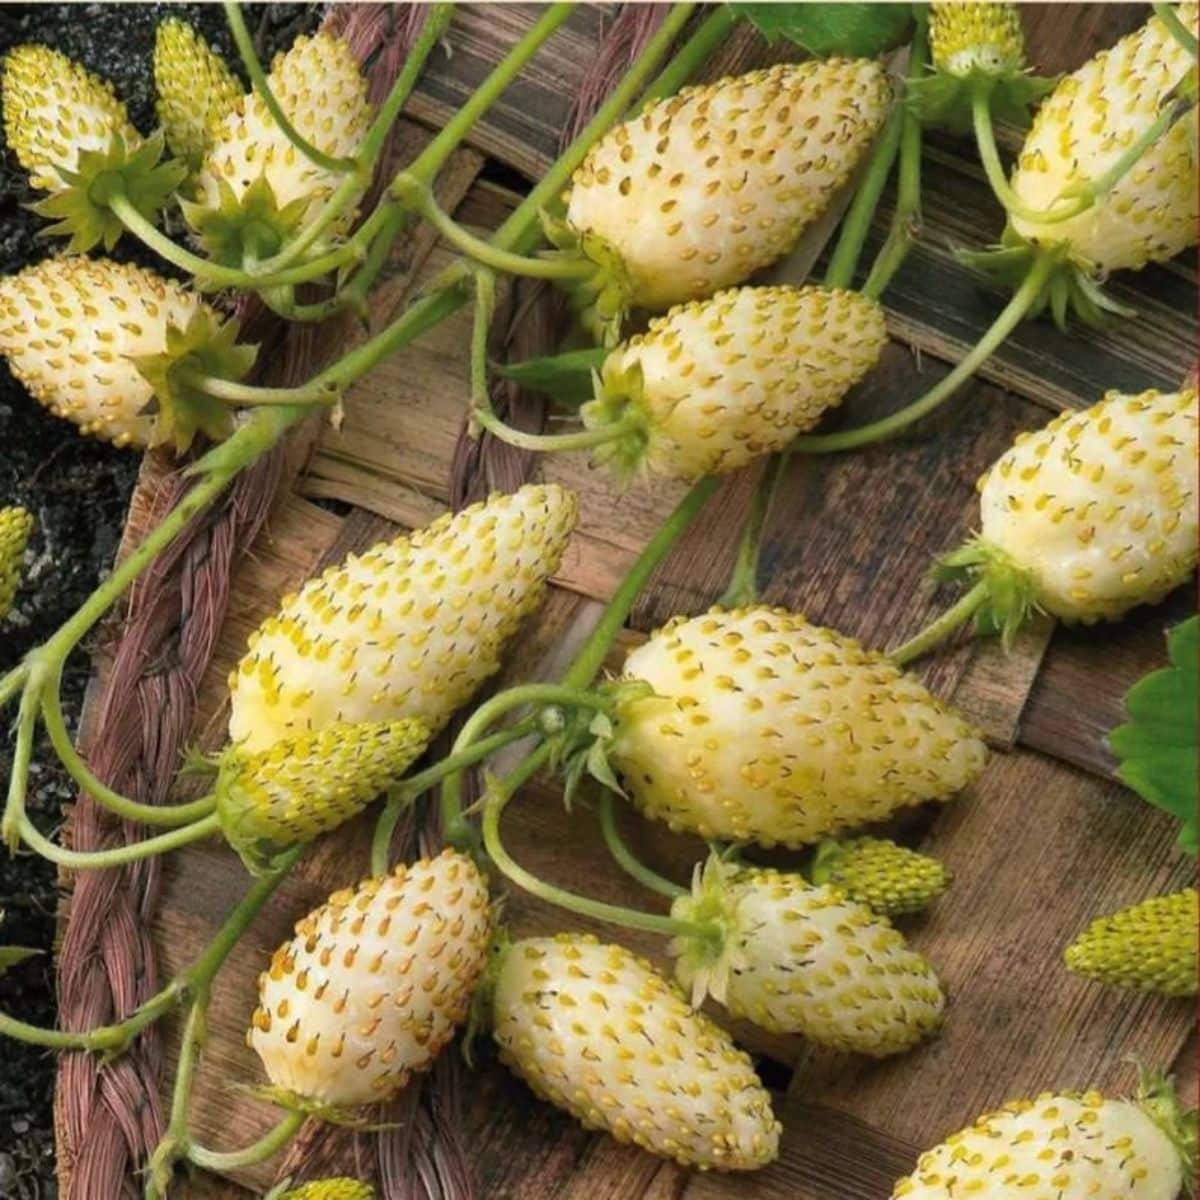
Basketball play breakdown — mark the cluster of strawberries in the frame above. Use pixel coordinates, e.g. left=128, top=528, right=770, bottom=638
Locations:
left=0, top=5, right=1196, bottom=1200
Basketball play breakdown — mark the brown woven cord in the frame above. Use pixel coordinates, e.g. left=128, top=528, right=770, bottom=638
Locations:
left=55, top=443, right=287, bottom=1200
left=49, top=5, right=413, bottom=1184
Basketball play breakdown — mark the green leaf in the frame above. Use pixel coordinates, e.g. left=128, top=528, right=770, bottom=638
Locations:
left=495, top=348, right=606, bottom=409
left=732, top=2, right=914, bottom=57
left=1109, top=616, right=1198, bottom=855
left=0, top=946, right=40, bottom=977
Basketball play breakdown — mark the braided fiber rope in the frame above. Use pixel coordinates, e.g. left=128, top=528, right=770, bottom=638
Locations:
left=52, top=7, right=427, bottom=1192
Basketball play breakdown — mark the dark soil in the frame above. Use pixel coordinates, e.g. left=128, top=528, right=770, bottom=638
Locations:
left=0, top=7, right=310, bottom=1195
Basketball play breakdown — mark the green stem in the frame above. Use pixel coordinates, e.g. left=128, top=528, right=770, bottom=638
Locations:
left=0, top=982, right=179, bottom=1053
left=18, top=811, right=220, bottom=870
left=598, top=792, right=684, bottom=900
left=406, top=4, right=577, bottom=187
left=369, top=719, right=536, bottom=876
left=564, top=475, right=719, bottom=690
left=2, top=671, right=41, bottom=849
left=1154, top=2, right=1199, bottom=55
left=862, top=18, right=929, bottom=302
left=144, top=997, right=208, bottom=1200
left=338, top=205, right=413, bottom=319
left=967, top=81, right=1170, bottom=228
left=184, top=372, right=337, bottom=408
left=473, top=406, right=640, bottom=453
left=223, top=1, right=356, bottom=174
left=888, top=580, right=990, bottom=666
left=41, top=678, right=216, bottom=828
left=187, top=1110, right=307, bottom=1172
left=482, top=794, right=706, bottom=940
left=397, top=178, right=592, bottom=279
left=794, top=249, right=1058, bottom=454
left=438, top=685, right=613, bottom=853
left=107, top=193, right=254, bottom=289
left=638, top=6, right=732, bottom=111
left=719, top=453, right=788, bottom=608
left=824, top=105, right=905, bottom=291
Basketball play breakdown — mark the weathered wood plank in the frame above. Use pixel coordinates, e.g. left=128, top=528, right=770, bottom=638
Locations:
left=781, top=747, right=1194, bottom=1151
left=1021, top=587, right=1197, bottom=779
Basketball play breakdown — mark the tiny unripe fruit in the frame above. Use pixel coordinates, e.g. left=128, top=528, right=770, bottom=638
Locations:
left=811, top=836, right=952, bottom=918
left=154, top=18, right=241, bottom=168
left=249, top=850, right=491, bottom=1109
left=1066, top=888, right=1197, bottom=997
left=929, top=2, right=1027, bottom=77
left=0, top=506, right=33, bottom=619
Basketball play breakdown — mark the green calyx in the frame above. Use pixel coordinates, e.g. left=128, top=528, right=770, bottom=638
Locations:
left=31, top=128, right=187, bottom=254
left=908, top=69, right=1055, bottom=134
left=131, top=308, right=258, bottom=455
left=552, top=680, right=652, bottom=808
left=1136, top=1067, right=1198, bottom=1188
left=181, top=174, right=309, bottom=273
left=241, top=1085, right=384, bottom=1130
left=957, top=233, right=1134, bottom=331
left=666, top=852, right=739, bottom=1008
left=810, top=836, right=952, bottom=918
left=933, top=536, right=1040, bottom=648
left=577, top=360, right=651, bottom=481
left=540, top=209, right=634, bottom=347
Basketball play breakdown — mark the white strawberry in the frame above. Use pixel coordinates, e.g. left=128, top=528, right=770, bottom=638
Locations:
left=550, top=59, right=890, bottom=338
left=581, top=285, right=887, bottom=479
left=249, top=850, right=491, bottom=1110
left=227, top=485, right=578, bottom=753
left=1009, top=6, right=1199, bottom=278
left=942, top=387, right=1199, bottom=627
left=608, top=607, right=987, bottom=848
left=671, top=856, right=945, bottom=1056
left=490, top=932, right=780, bottom=1170
left=0, top=257, right=252, bottom=451
left=1, top=43, right=138, bottom=192
left=189, top=32, right=371, bottom=263
left=891, top=1074, right=1195, bottom=1199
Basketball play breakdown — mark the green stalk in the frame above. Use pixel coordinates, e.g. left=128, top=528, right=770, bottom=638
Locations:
left=438, top=685, right=615, bottom=853
left=41, top=677, right=216, bottom=828
left=185, top=373, right=338, bottom=409
left=397, top=178, right=593, bottom=279
left=370, top=719, right=536, bottom=876
left=482, top=797, right=708, bottom=940
left=862, top=20, right=929, bottom=302
left=106, top=193, right=256, bottom=289
left=793, top=250, right=1058, bottom=454
left=223, top=1, right=357, bottom=174
left=18, top=811, right=220, bottom=870
left=254, top=3, right=456, bottom=277
left=2, top=671, right=41, bottom=849
left=888, top=579, right=989, bottom=666
left=473, top=406, right=641, bottom=453
left=719, top=453, right=788, bottom=608
left=598, top=792, right=685, bottom=900
left=187, top=1111, right=307, bottom=1172
left=405, top=4, right=577, bottom=187
left=1154, top=2, right=1199, bottom=54
left=824, top=106, right=905, bottom=291
left=638, top=6, right=734, bottom=110
left=144, top=997, right=208, bottom=1200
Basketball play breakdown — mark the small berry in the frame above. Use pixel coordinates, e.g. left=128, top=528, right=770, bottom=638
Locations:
left=810, top=836, right=952, bottom=918
left=0, top=506, right=33, bottom=619
left=154, top=18, right=241, bottom=169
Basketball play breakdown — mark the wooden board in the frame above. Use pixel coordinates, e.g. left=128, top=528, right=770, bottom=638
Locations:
left=58, top=5, right=1198, bottom=1199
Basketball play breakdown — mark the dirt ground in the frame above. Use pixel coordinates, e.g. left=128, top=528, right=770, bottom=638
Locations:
left=0, top=7, right=309, bottom=1194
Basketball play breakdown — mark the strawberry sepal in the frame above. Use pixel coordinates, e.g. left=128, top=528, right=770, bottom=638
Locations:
left=667, top=852, right=741, bottom=1009
left=31, top=128, right=187, bottom=254
left=1138, top=1067, right=1199, bottom=1190
left=933, top=536, right=1042, bottom=648
left=957, top=230, right=1136, bottom=330
left=181, top=174, right=310, bottom=273
left=131, top=308, right=258, bottom=455
left=908, top=69, right=1056, bottom=134
left=241, top=1085, right=391, bottom=1130
left=541, top=210, right=634, bottom=347
left=578, top=360, right=651, bottom=481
